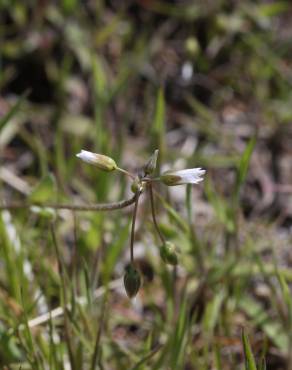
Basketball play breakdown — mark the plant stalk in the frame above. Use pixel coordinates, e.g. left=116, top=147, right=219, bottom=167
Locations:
left=148, top=183, right=165, bottom=244
left=130, top=192, right=140, bottom=263
left=0, top=194, right=137, bottom=212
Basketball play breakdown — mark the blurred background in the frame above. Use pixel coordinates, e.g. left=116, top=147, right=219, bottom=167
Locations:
left=0, top=1, right=292, bottom=369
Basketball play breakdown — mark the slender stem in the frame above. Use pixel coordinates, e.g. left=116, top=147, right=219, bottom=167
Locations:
left=186, top=185, right=204, bottom=273
left=130, top=192, right=140, bottom=263
left=90, top=291, right=108, bottom=370
left=0, top=194, right=137, bottom=212
left=15, top=278, right=122, bottom=330
left=142, top=177, right=161, bottom=182
left=71, top=212, right=78, bottom=282
left=131, top=344, right=163, bottom=368
left=50, top=222, right=76, bottom=370
left=148, top=184, right=165, bottom=244
left=116, top=167, right=136, bottom=180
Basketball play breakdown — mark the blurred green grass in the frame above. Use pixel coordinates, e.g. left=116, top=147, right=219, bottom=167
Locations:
left=0, top=1, right=292, bottom=369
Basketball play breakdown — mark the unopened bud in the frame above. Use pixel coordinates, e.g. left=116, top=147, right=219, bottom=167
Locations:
left=123, top=265, right=141, bottom=298
left=160, top=241, right=178, bottom=265
left=76, top=150, right=117, bottom=172
left=144, top=149, right=159, bottom=176
left=131, top=177, right=145, bottom=194
left=185, top=37, right=199, bottom=56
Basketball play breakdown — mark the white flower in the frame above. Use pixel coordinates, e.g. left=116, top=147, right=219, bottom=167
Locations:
left=76, top=150, right=117, bottom=172
left=160, top=168, right=206, bottom=186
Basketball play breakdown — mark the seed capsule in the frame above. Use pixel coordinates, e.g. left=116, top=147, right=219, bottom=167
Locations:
left=159, top=241, right=178, bottom=265
left=123, top=265, right=141, bottom=298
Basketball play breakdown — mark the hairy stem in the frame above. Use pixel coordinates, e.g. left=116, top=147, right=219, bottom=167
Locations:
left=130, top=192, right=140, bottom=263
left=0, top=194, right=137, bottom=212
left=116, top=167, right=136, bottom=180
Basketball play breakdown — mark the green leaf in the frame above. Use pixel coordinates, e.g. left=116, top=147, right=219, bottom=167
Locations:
left=92, top=55, right=107, bottom=102
left=258, top=358, right=266, bottom=370
left=102, top=219, right=131, bottom=284
left=154, top=191, right=188, bottom=232
left=235, top=137, right=256, bottom=199
left=239, top=297, right=288, bottom=351
left=29, top=173, right=57, bottom=204
left=153, top=88, right=165, bottom=135
left=0, top=324, right=22, bottom=363
left=0, top=90, right=29, bottom=132
left=62, top=0, right=78, bottom=13
left=205, top=177, right=235, bottom=232
left=169, top=293, right=189, bottom=368
left=203, top=289, right=225, bottom=335
left=242, top=329, right=257, bottom=370
left=92, top=55, right=108, bottom=152
left=152, top=88, right=165, bottom=161
left=258, top=2, right=289, bottom=17
left=129, top=345, right=162, bottom=370
left=276, top=269, right=292, bottom=325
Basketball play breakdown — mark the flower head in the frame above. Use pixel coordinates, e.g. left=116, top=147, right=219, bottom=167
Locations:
left=76, top=150, right=117, bottom=172
left=160, top=168, right=205, bottom=186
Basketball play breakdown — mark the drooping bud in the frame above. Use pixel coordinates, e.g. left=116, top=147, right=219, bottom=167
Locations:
left=144, top=149, right=159, bottom=176
left=76, top=150, right=117, bottom=172
left=159, top=241, right=178, bottom=265
left=123, top=264, right=141, bottom=298
left=160, top=168, right=205, bottom=186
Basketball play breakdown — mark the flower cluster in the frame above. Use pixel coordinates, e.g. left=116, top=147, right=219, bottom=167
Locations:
left=76, top=149, right=205, bottom=298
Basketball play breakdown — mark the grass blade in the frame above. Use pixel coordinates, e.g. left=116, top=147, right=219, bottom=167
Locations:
left=151, top=88, right=165, bottom=164
left=0, top=90, right=29, bottom=131
left=234, top=137, right=256, bottom=201
left=242, top=329, right=257, bottom=370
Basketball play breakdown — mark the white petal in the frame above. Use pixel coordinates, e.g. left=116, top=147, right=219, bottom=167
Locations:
left=161, top=167, right=206, bottom=186
left=76, top=150, right=117, bottom=171
left=76, top=150, right=96, bottom=164
left=176, top=168, right=206, bottom=184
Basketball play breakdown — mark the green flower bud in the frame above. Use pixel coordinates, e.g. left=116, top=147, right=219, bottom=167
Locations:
left=159, top=241, right=178, bottom=265
left=76, top=150, right=117, bottom=172
left=123, top=265, right=141, bottom=298
left=131, top=177, right=145, bottom=194
left=185, top=37, right=199, bottom=57
left=144, top=149, right=159, bottom=176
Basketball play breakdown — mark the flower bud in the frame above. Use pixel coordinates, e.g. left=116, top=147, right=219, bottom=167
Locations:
left=160, top=168, right=205, bottom=186
left=131, top=177, right=145, bottom=194
left=185, top=37, right=199, bottom=57
left=144, top=149, right=159, bottom=176
left=123, top=265, right=141, bottom=298
left=159, top=241, right=178, bottom=265
left=76, top=150, right=117, bottom=172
